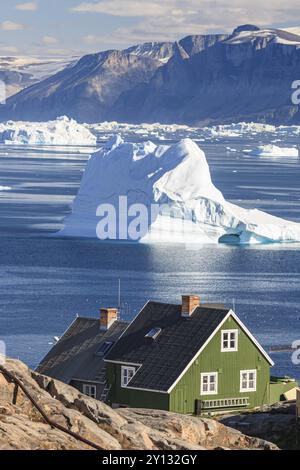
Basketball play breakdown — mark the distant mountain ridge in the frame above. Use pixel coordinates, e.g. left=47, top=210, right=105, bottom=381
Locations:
left=0, top=25, right=300, bottom=125
left=0, top=56, right=77, bottom=98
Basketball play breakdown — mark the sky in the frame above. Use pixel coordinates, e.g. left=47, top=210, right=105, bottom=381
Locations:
left=0, top=0, right=300, bottom=57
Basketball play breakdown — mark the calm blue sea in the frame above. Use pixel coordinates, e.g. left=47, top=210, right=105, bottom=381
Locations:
left=0, top=138, right=300, bottom=381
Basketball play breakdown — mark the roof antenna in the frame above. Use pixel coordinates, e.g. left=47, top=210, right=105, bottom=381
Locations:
left=232, top=298, right=236, bottom=312
left=118, top=278, right=121, bottom=319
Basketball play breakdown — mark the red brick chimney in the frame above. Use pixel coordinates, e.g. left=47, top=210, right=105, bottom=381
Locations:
left=181, top=295, right=200, bottom=317
left=100, top=308, right=118, bottom=330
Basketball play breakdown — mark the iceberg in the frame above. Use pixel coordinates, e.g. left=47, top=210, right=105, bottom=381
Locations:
left=60, top=136, right=300, bottom=245
left=244, top=145, right=299, bottom=157
left=0, top=116, right=97, bottom=147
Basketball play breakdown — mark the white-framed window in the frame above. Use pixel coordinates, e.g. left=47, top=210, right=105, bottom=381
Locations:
left=121, top=366, right=136, bottom=388
left=200, top=372, right=218, bottom=395
left=83, top=384, right=97, bottom=399
left=240, top=370, right=257, bottom=392
left=221, top=329, right=238, bottom=352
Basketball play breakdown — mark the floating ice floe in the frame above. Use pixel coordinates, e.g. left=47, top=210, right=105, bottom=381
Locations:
left=0, top=116, right=97, bottom=147
left=60, top=136, right=300, bottom=245
left=4, top=118, right=295, bottom=146
left=87, top=120, right=300, bottom=141
left=243, top=145, right=299, bottom=157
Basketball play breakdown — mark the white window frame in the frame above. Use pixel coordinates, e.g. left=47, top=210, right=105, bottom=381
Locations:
left=121, top=366, right=136, bottom=388
left=240, top=369, right=257, bottom=392
left=200, top=372, right=218, bottom=396
left=221, top=329, right=238, bottom=352
left=83, top=384, right=97, bottom=399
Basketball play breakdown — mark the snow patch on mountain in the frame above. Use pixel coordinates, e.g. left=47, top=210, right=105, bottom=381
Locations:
left=227, top=27, right=300, bottom=46
left=0, top=56, right=77, bottom=80
left=60, top=136, right=300, bottom=245
left=125, top=42, right=185, bottom=62
left=0, top=116, right=97, bottom=146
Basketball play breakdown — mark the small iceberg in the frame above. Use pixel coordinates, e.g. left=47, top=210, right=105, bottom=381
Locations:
left=0, top=116, right=97, bottom=147
left=244, top=145, right=299, bottom=157
left=60, top=136, right=300, bottom=245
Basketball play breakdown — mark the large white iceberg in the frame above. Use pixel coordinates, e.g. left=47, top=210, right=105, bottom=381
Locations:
left=60, top=136, right=300, bottom=245
left=244, top=144, right=299, bottom=157
left=0, top=116, right=97, bottom=146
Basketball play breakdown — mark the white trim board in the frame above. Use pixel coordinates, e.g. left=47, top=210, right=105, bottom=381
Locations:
left=126, top=384, right=169, bottom=394
left=104, top=359, right=142, bottom=367
left=72, top=378, right=106, bottom=385
left=230, top=311, right=274, bottom=366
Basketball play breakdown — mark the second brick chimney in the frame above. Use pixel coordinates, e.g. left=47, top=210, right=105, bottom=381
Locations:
left=100, top=308, right=118, bottom=331
left=181, top=295, right=200, bottom=317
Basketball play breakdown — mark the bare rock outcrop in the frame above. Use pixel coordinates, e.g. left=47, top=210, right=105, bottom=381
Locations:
left=219, top=402, right=298, bottom=450
left=0, top=358, right=278, bottom=451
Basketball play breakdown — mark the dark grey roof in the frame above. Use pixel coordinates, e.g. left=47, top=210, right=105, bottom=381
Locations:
left=105, top=302, right=229, bottom=392
left=37, top=317, right=128, bottom=384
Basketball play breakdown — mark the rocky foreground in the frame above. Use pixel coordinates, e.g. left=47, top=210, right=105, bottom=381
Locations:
left=0, top=358, right=278, bottom=450
left=219, top=402, right=298, bottom=450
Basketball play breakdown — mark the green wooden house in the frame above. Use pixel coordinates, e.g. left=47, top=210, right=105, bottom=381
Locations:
left=105, top=295, right=297, bottom=414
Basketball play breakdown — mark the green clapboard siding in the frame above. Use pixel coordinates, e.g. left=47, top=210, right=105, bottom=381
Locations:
left=106, top=362, right=169, bottom=410
left=107, top=315, right=271, bottom=414
left=170, top=316, right=270, bottom=413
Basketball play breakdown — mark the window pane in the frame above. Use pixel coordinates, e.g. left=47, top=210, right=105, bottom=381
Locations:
left=249, top=380, right=254, bottom=389
left=209, top=383, right=215, bottom=391
left=242, top=380, right=247, bottom=389
left=230, top=332, right=235, bottom=340
left=230, top=340, right=235, bottom=348
left=203, top=376, right=208, bottom=384
left=210, top=375, right=215, bottom=383
left=203, top=384, right=208, bottom=392
left=249, top=373, right=254, bottom=380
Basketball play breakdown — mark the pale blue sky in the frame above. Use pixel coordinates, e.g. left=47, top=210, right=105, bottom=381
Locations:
left=0, top=0, right=300, bottom=57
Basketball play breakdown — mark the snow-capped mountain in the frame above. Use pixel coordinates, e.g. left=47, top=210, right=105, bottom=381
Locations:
left=227, top=24, right=300, bottom=46
left=0, top=25, right=300, bottom=124
left=113, top=25, right=300, bottom=125
left=61, top=135, right=300, bottom=244
left=0, top=55, right=77, bottom=98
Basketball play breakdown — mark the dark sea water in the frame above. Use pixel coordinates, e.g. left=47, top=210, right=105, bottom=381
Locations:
left=0, top=139, right=300, bottom=381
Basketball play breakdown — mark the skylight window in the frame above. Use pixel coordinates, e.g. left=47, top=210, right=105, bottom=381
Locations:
left=145, top=327, right=162, bottom=340
left=95, top=341, right=114, bottom=356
